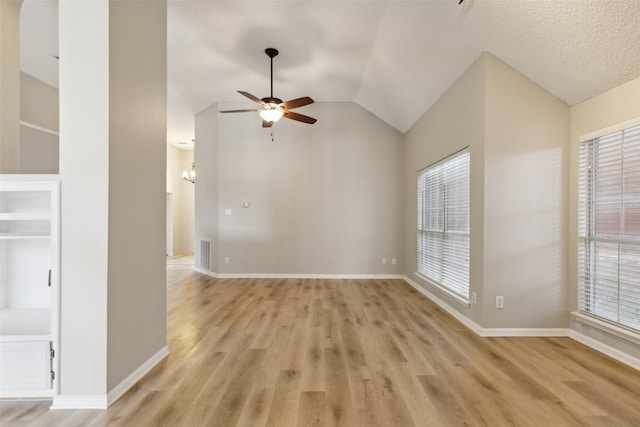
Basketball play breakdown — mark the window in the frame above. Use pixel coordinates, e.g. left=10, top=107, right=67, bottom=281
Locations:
left=417, top=149, right=470, bottom=303
left=578, top=123, right=640, bottom=332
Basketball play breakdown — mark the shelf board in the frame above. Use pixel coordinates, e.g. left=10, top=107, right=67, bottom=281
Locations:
left=0, top=308, right=51, bottom=338
left=0, top=213, right=51, bottom=221
left=0, top=232, right=51, bottom=240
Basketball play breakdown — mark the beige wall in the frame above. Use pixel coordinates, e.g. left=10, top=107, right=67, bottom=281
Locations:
left=195, top=102, right=404, bottom=275
left=404, top=55, right=486, bottom=321
left=404, top=53, right=570, bottom=330
left=106, top=0, right=167, bottom=391
left=166, top=145, right=194, bottom=255
left=20, top=125, right=58, bottom=173
left=20, top=73, right=59, bottom=174
left=483, top=54, right=569, bottom=328
left=21, top=72, right=58, bottom=131
left=569, top=76, right=640, bottom=358
left=194, top=104, right=219, bottom=272
left=0, top=0, right=22, bottom=173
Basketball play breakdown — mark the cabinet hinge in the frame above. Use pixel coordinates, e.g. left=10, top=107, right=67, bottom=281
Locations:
left=50, top=348, right=55, bottom=358
left=48, top=269, right=52, bottom=287
left=50, top=371, right=55, bottom=381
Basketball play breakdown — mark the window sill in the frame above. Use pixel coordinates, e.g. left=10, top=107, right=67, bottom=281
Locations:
left=414, top=272, right=470, bottom=308
left=572, top=311, right=640, bottom=346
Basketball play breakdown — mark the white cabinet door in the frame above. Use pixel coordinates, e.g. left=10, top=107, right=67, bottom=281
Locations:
left=0, top=341, right=51, bottom=397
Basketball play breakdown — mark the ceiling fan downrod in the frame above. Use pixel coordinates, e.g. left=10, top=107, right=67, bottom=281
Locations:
left=265, top=48, right=278, bottom=100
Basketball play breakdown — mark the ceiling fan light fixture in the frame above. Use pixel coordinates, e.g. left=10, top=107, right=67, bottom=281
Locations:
left=259, top=108, right=284, bottom=122
left=219, top=48, right=316, bottom=126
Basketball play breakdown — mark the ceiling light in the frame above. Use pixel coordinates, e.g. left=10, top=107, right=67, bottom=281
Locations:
left=259, top=108, right=284, bottom=123
left=182, top=162, right=196, bottom=184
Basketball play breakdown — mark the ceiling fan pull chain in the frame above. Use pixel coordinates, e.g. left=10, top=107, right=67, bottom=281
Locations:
left=271, top=127, right=275, bottom=143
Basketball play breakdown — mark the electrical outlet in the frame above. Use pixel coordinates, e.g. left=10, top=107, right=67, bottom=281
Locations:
left=382, top=258, right=387, bottom=265
left=496, top=296, right=504, bottom=309
left=391, top=258, right=397, bottom=265
left=224, top=257, right=230, bottom=265
left=472, top=292, right=477, bottom=304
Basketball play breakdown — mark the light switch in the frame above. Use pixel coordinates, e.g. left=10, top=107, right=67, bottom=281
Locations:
left=224, top=209, right=232, bottom=216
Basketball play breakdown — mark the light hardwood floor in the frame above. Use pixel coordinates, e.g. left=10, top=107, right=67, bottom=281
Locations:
left=2, top=264, right=640, bottom=426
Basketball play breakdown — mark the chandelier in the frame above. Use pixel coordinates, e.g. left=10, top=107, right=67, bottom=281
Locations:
left=182, top=162, right=195, bottom=184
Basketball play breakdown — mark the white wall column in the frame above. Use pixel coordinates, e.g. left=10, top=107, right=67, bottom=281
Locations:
left=57, top=0, right=167, bottom=407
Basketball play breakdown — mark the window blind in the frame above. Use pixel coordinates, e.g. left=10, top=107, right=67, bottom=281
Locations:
left=578, top=123, right=640, bottom=332
left=417, top=149, right=470, bottom=302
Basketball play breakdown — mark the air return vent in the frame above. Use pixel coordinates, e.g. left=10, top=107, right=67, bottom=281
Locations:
left=199, top=239, right=211, bottom=270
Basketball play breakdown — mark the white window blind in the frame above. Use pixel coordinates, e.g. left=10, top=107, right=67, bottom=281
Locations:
left=578, top=123, right=640, bottom=332
left=417, top=149, right=470, bottom=302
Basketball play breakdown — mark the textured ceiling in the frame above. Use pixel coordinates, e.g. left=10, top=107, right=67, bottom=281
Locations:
left=20, top=0, right=640, bottom=147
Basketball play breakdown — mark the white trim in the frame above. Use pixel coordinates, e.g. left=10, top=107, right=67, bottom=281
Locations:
left=403, top=276, right=568, bottom=338
left=107, top=346, right=169, bottom=406
left=403, top=275, right=483, bottom=336
left=579, top=116, right=640, bottom=142
left=569, top=330, right=640, bottom=371
left=51, top=395, right=108, bottom=410
left=417, top=146, right=470, bottom=174
left=192, top=269, right=405, bottom=280
left=0, top=389, right=54, bottom=398
left=481, top=328, right=569, bottom=337
left=572, top=311, right=640, bottom=346
left=50, top=346, right=169, bottom=409
left=193, top=267, right=218, bottom=278
left=414, top=272, right=470, bottom=307
left=0, top=174, right=61, bottom=183
left=403, top=275, right=640, bottom=371
left=19, top=121, right=59, bottom=137
left=216, top=273, right=405, bottom=280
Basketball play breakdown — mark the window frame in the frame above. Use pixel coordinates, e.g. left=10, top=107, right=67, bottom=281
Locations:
left=578, top=118, right=640, bottom=333
left=416, top=147, right=470, bottom=305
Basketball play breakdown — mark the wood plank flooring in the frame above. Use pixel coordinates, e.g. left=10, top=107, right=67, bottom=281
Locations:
left=2, top=263, right=640, bottom=426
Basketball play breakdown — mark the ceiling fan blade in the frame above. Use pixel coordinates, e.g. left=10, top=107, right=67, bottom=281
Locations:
left=238, top=90, right=266, bottom=106
left=219, top=109, right=260, bottom=113
left=262, top=120, right=273, bottom=128
left=281, top=96, right=314, bottom=110
left=283, top=111, right=317, bottom=124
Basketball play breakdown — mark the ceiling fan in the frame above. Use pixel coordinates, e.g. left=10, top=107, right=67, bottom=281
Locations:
left=220, top=48, right=317, bottom=127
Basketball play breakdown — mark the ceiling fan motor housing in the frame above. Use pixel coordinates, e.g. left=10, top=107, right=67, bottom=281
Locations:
left=261, top=97, right=283, bottom=105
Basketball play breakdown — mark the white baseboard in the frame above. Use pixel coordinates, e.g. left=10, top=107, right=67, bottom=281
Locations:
left=481, top=328, right=569, bottom=337
left=51, top=394, right=108, bottom=410
left=402, top=275, right=483, bottom=336
left=569, top=330, right=640, bottom=371
left=217, top=273, right=405, bottom=280
left=50, top=346, right=169, bottom=410
left=401, top=276, right=639, bottom=371
left=193, top=267, right=218, bottom=278
left=403, top=276, right=568, bottom=338
left=192, top=268, right=404, bottom=280
left=107, top=346, right=169, bottom=406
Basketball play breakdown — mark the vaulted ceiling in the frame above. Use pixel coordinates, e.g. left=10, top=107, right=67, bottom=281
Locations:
left=20, top=0, right=640, bottom=148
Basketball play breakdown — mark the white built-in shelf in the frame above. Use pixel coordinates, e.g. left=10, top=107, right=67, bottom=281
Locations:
left=0, top=308, right=51, bottom=339
left=0, top=232, right=51, bottom=240
left=0, top=213, right=51, bottom=221
left=0, top=175, right=59, bottom=397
